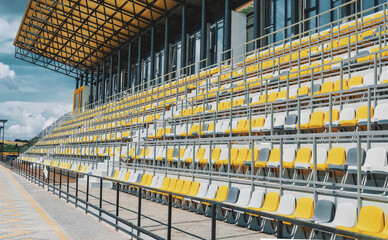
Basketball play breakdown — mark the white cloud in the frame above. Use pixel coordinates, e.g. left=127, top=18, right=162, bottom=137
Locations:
left=0, top=62, right=15, bottom=79
left=0, top=101, right=72, bottom=140
left=0, top=16, right=21, bottom=54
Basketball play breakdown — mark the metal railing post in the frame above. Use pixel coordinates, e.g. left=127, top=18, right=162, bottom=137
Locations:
left=66, top=170, right=70, bottom=202
left=99, top=178, right=103, bottom=220
left=167, top=193, right=172, bottom=240
left=86, top=175, right=90, bottom=213
left=138, top=186, right=142, bottom=230
left=211, top=203, right=216, bottom=240
left=116, top=182, right=120, bottom=230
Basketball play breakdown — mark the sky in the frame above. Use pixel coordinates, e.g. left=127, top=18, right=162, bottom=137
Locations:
left=0, top=0, right=74, bottom=141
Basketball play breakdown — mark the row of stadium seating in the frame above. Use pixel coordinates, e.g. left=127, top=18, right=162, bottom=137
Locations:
left=104, top=170, right=388, bottom=239
left=43, top=11, right=388, bottom=140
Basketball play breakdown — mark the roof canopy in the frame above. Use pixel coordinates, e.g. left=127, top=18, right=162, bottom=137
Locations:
left=14, top=0, right=179, bottom=77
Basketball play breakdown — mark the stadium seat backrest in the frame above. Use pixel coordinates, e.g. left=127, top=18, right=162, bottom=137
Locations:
left=340, top=108, right=355, bottom=121
left=180, top=180, right=192, bottom=194
left=214, top=185, right=229, bottom=201
left=268, top=148, right=280, bottom=163
left=356, top=206, right=384, bottom=233
left=331, top=202, right=357, bottom=227
left=345, top=147, right=366, bottom=168
left=174, top=179, right=185, bottom=193
left=260, top=192, right=280, bottom=212
left=167, top=178, right=178, bottom=191
left=192, top=182, right=205, bottom=197
left=257, top=148, right=271, bottom=163
left=145, top=175, right=153, bottom=186
left=309, top=111, right=325, bottom=128
left=205, top=184, right=219, bottom=199
left=295, top=147, right=312, bottom=164
left=324, top=109, right=340, bottom=123
left=294, top=197, right=315, bottom=219
left=321, top=82, right=334, bottom=93
left=327, top=147, right=346, bottom=165
left=312, top=200, right=335, bottom=223
left=275, top=194, right=296, bottom=215
left=334, top=79, right=349, bottom=91
left=356, top=105, right=374, bottom=120
left=349, top=76, right=363, bottom=87
left=283, top=148, right=296, bottom=163
left=224, top=187, right=240, bottom=204
left=316, top=147, right=328, bottom=164
left=237, top=148, right=249, bottom=162
left=364, top=148, right=387, bottom=168
left=159, top=177, right=171, bottom=190
left=247, top=148, right=260, bottom=162
left=234, top=188, right=251, bottom=206
left=374, top=103, right=388, bottom=121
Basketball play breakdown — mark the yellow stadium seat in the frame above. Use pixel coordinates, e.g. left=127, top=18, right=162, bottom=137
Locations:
left=311, top=147, right=345, bottom=170
left=248, top=192, right=280, bottom=213
left=285, top=148, right=311, bottom=168
left=203, top=185, right=229, bottom=205
left=308, top=111, right=325, bottom=129
left=334, top=79, right=349, bottom=92
left=349, top=76, right=363, bottom=88
left=232, top=148, right=249, bottom=166
left=338, top=206, right=384, bottom=236
left=279, top=197, right=314, bottom=224
left=320, top=81, right=334, bottom=94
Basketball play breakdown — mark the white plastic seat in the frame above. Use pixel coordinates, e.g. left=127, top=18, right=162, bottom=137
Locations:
left=246, top=190, right=265, bottom=209
left=339, top=108, right=356, bottom=124
left=190, top=183, right=212, bottom=203
left=378, top=71, right=388, bottom=84
left=372, top=103, right=388, bottom=126
left=217, top=120, right=230, bottom=135
left=267, top=147, right=296, bottom=168
left=295, top=147, right=327, bottom=169
left=149, top=175, right=159, bottom=187
left=273, top=115, right=287, bottom=130
left=260, top=116, right=273, bottom=132
left=129, top=172, right=138, bottom=183
left=357, top=148, right=385, bottom=173
left=321, top=202, right=357, bottom=228
left=231, top=188, right=251, bottom=207
left=368, top=148, right=388, bottom=174
left=217, top=147, right=229, bottom=163
left=270, top=194, right=295, bottom=215
left=363, top=72, right=377, bottom=87
left=181, top=146, right=193, bottom=162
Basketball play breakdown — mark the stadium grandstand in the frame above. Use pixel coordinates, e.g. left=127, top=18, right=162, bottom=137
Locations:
left=5, top=0, right=388, bottom=239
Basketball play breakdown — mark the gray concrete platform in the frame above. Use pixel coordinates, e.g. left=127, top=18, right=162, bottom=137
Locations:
left=1, top=164, right=273, bottom=239
left=0, top=165, right=127, bottom=240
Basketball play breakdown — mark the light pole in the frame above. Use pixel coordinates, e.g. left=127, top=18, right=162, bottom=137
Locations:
left=0, top=120, right=7, bottom=161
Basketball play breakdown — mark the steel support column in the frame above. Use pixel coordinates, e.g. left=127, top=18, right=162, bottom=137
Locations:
left=80, top=74, right=84, bottom=86
left=164, top=16, right=169, bottom=82
left=200, top=0, right=207, bottom=67
left=90, top=69, right=94, bottom=104
left=95, top=64, right=100, bottom=103
left=137, top=35, right=142, bottom=90
left=150, top=25, right=155, bottom=85
left=117, top=49, right=121, bottom=94
left=76, top=78, right=79, bottom=89
left=109, top=54, right=114, bottom=98
left=85, top=71, right=89, bottom=86
left=223, top=0, right=231, bottom=60
left=127, top=41, right=132, bottom=91
left=102, top=60, right=106, bottom=103
left=254, top=0, right=265, bottom=47
left=181, top=3, right=186, bottom=69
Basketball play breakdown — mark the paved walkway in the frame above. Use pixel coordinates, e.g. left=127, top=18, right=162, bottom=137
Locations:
left=0, top=165, right=127, bottom=240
